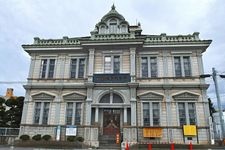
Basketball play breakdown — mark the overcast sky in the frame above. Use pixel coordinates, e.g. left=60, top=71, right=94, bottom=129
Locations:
left=0, top=0, right=225, bottom=107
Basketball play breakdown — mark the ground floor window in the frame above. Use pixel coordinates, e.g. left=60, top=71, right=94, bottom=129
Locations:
left=66, top=102, right=82, bottom=125
left=178, top=102, right=196, bottom=126
left=33, top=102, right=50, bottom=125
left=143, top=102, right=160, bottom=126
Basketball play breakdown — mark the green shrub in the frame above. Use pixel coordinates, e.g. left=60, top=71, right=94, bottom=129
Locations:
left=67, top=136, right=76, bottom=142
left=32, top=134, right=42, bottom=141
left=19, top=134, right=30, bottom=141
left=42, top=135, right=52, bottom=141
left=76, top=136, right=84, bottom=142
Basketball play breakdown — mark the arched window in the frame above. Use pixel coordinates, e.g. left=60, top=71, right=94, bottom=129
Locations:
left=121, top=25, right=127, bottom=33
left=99, top=25, right=106, bottom=34
left=99, top=93, right=123, bottom=103
left=109, top=19, right=117, bottom=33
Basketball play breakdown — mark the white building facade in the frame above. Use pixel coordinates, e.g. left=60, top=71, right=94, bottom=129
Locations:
left=20, top=5, right=212, bottom=147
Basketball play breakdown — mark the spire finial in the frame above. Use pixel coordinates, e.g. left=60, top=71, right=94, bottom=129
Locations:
left=111, top=3, right=115, bottom=10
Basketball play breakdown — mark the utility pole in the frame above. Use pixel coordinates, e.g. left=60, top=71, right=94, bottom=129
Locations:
left=212, top=67, right=225, bottom=141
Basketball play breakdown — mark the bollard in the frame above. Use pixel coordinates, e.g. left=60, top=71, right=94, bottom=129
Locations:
left=170, top=142, right=175, bottom=150
left=125, top=142, right=129, bottom=150
left=189, top=141, right=193, bottom=150
left=148, top=143, right=152, bottom=150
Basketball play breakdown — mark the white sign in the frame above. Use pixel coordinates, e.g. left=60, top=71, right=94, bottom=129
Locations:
left=66, top=125, right=77, bottom=136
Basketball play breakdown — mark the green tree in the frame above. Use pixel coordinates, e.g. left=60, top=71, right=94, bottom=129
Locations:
left=4, top=96, right=24, bottom=127
left=208, top=98, right=216, bottom=120
left=0, top=97, right=6, bottom=127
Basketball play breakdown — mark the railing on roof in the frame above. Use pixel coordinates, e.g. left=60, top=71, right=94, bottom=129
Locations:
left=91, top=33, right=134, bottom=40
left=0, top=128, right=20, bottom=137
left=145, top=32, right=200, bottom=43
left=33, top=37, right=80, bottom=45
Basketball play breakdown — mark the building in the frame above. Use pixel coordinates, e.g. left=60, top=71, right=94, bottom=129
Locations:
left=212, top=111, right=225, bottom=140
left=20, top=5, right=212, bottom=147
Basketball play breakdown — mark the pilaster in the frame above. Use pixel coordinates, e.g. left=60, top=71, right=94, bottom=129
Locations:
left=88, top=49, right=95, bottom=82
left=130, top=48, right=136, bottom=82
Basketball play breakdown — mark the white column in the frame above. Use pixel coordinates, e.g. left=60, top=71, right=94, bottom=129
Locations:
left=95, top=107, right=99, bottom=123
left=124, top=107, right=127, bottom=124
left=85, top=83, right=94, bottom=125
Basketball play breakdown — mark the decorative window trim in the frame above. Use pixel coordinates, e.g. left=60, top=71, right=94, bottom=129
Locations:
left=172, top=91, right=199, bottom=101
left=138, top=91, right=164, bottom=100
left=32, top=92, right=55, bottom=101
left=33, top=101, right=51, bottom=125
left=63, top=92, right=86, bottom=101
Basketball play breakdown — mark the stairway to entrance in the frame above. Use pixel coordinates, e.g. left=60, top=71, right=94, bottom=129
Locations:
left=99, top=135, right=120, bottom=149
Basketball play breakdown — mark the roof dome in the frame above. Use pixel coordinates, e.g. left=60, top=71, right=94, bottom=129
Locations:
left=100, top=4, right=125, bottom=22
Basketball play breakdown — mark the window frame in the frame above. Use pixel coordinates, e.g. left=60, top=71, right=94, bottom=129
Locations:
left=142, top=101, right=161, bottom=126
left=65, top=101, right=82, bottom=125
left=103, top=54, right=122, bottom=74
left=140, top=56, right=158, bottom=78
left=173, top=56, right=192, bottom=77
left=177, top=102, right=197, bottom=126
left=33, top=101, right=51, bottom=125
left=40, top=59, right=56, bottom=79
left=69, top=57, right=86, bottom=79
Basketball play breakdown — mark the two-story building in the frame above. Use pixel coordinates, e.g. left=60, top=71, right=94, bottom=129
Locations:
left=20, top=5, right=212, bottom=147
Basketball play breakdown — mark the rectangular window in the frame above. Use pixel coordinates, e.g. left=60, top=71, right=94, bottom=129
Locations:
left=70, top=59, right=77, bottom=78
left=188, top=103, right=196, bottom=125
left=152, top=102, right=160, bottom=126
left=66, top=102, right=82, bottom=125
left=178, top=103, right=186, bottom=126
left=104, top=56, right=120, bottom=73
left=33, top=102, right=50, bottom=125
left=141, top=56, right=158, bottom=78
left=143, top=103, right=150, bottom=126
left=174, top=56, right=191, bottom=77
left=183, top=56, right=191, bottom=76
left=143, top=102, right=160, bottom=126
left=178, top=102, right=196, bottom=126
left=40, top=59, right=55, bottom=78
left=42, top=102, right=50, bottom=124
left=34, top=102, right=41, bottom=124
left=66, top=102, right=73, bottom=125
left=70, top=58, right=86, bottom=78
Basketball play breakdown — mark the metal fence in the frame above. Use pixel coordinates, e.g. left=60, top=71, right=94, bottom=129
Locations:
left=0, top=128, right=20, bottom=136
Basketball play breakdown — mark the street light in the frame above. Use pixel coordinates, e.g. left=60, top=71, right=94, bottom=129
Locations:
left=200, top=67, right=225, bottom=142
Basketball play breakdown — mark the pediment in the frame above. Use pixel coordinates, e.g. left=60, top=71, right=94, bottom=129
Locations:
left=138, top=92, right=164, bottom=100
left=173, top=92, right=199, bottom=100
left=63, top=93, right=86, bottom=100
left=32, top=93, right=55, bottom=100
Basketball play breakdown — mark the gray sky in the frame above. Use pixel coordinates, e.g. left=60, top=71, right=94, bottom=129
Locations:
left=0, top=0, right=225, bottom=107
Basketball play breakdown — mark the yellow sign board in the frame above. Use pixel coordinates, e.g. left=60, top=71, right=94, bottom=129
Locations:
left=143, top=128, right=162, bottom=137
left=183, top=125, right=197, bottom=136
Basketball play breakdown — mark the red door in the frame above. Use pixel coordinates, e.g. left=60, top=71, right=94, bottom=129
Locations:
left=103, top=109, right=120, bottom=135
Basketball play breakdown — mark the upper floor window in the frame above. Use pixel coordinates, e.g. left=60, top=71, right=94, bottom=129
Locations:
left=40, top=59, right=55, bottom=78
left=104, top=56, right=120, bottom=73
left=109, top=19, right=117, bottom=33
left=34, top=102, right=50, bottom=125
left=70, top=58, right=86, bottom=78
left=174, top=56, right=191, bottom=77
left=143, top=102, right=160, bottom=126
left=178, top=102, right=196, bottom=126
left=66, top=102, right=82, bottom=125
left=141, top=56, right=158, bottom=78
